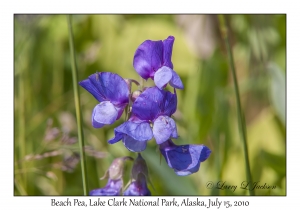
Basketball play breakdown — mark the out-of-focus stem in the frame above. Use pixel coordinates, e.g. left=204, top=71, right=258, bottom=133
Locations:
left=67, top=15, right=88, bottom=195
left=18, top=68, right=27, bottom=193
left=218, top=15, right=254, bottom=195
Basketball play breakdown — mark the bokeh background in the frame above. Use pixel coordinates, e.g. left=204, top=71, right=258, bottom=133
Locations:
left=14, top=14, right=286, bottom=196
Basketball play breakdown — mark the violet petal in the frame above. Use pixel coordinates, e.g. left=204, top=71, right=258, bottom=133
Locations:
left=154, top=66, right=173, bottom=89
left=107, top=131, right=123, bottom=144
left=162, top=36, right=175, bottom=69
left=132, top=87, right=177, bottom=121
left=169, top=70, right=184, bottom=89
left=122, top=135, right=147, bottom=152
left=133, top=40, right=163, bottom=79
left=115, top=121, right=153, bottom=141
left=89, top=178, right=122, bottom=196
left=159, top=140, right=211, bottom=176
left=92, top=101, right=118, bottom=128
left=153, top=116, right=178, bottom=144
left=79, top=72, right=129, bottom=105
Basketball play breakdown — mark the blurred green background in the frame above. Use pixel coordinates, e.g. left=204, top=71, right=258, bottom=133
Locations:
left=14, top=14, right=286, bottom=196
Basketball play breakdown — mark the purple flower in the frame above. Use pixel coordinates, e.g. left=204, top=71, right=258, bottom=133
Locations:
left=123, top=173, right=151, bottom=196
left=89, top=178, right=122, bottom=196
left=133, top=36, right=183, bottom=90
left=79, top=72, right=129, bottom=128
left=108, top=87, right=178, bottom=152
left=159, top=139, right=211, bottom=176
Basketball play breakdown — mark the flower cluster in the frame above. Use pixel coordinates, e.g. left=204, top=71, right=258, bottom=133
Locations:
left=80, top=36, right=211, bottom=195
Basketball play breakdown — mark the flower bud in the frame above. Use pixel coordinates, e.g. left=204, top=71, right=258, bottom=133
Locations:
left=108, top=156, right=133, bottom=180
left=131, top=153, right=148, bottom=180
left=131, top=90, right=142, bottom=102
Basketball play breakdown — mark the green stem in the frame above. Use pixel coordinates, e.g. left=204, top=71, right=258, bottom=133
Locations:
left=67, top=15, right=88, bottom=195
left=140, top=77, right=145, bottom=90
left=124, top=79, right=132, bottom=121
left=18, top=65, right=27, bottom=192
left=218, top=15, right=254, bottom=195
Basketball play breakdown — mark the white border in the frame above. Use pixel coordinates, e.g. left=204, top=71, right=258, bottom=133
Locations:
left=2, top=0, right=298, bottom=209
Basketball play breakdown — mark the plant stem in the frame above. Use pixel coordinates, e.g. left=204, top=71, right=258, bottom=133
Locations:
left=140, top=77, right=145, bottom=90
left=218, top=15, right=254, bottom=195
left=17, top=68, right=27, bottom=193
left=67, top=15, right=88, bottom=195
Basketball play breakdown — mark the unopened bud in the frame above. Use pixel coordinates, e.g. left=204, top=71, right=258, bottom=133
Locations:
left=131, top=153, right=149, bottom=180
left=108, top=156, right=133, bottom=180
left=131, top=90, right=142, bottom=102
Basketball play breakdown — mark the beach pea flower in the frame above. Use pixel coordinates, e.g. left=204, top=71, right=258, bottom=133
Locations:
left=108, top=117, right=153, bottom=152
left=133, top=36, right=184, bottom=90
left=79, top=72, right=129, bottom=128
left=159, top=139, right=211, bottom=176
left=89, top=156, right=133, bottom=196
left=124, top=153, right=151, bottom=196
left=108, top=87, right=178, bottom=152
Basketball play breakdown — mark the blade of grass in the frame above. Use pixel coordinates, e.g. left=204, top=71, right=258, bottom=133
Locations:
left=67, top=15, right=88, bottom=195
left=218, top=15, right=254, bottom=195
left=17, top=65, right=27, bottom=193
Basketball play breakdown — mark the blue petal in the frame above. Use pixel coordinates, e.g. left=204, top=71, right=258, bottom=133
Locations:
left=162, top=36, right=174, bottom=69
left=114, top=103, right=128, bottom=120
left=162, top=88, right=177, bottom=116
left=199, top=145, right=211, bottom=162
left=92, top=120, right=105, bottom=129
left=132, top=87, right=163, bottom=120
left=154, top=66, right=173, bottom=89
left=132, top=87, right=177, bottom=120
left=153, top=116, right=178, bottom=144
left=115, top=121, right=153, bottom=141
left=173, top=170, right=193, bottom=176
left=123, top=135, right=147, bottom=152
left=159, top=140, right=211, bottom=176
left=79, top=72, right=129, bottom=105
left=108, top=131, right=123, bottom=144
left=92, top=101, right=118, bottom=128
left=89, top=179, right=122, bottom=196
left=79, top=75, right=106, bottom=102
left=169, top=70, right=184, bottom=89
left=133, top=40, right=163, bottom=79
